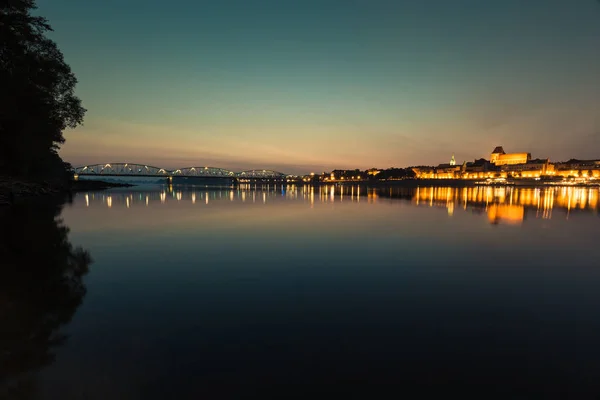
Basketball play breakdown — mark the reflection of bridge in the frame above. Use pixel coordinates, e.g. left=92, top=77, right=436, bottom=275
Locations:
left=73, top=163, right=289, bottom=180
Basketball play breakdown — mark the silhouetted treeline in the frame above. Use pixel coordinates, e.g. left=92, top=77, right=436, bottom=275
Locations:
left=327, top=168, right=416, bottom=180
left=375, top=168, right=416, bottom=180
left=0, top=0, right=85, bottom=183
left=0, top=196, right=92, bottom=398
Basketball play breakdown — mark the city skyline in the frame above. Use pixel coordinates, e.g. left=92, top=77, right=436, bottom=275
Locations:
left=37, top=0, right=600, bottom=175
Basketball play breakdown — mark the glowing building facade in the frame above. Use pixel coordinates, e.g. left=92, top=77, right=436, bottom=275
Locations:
left=490, top=146, right=531, bottom=166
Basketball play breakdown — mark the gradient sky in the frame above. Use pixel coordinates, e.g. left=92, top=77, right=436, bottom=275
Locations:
left=37, top=0, right=600, bottom=174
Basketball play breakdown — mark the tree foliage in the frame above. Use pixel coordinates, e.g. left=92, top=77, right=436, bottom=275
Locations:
left=0, top=0, right=85, bottom=180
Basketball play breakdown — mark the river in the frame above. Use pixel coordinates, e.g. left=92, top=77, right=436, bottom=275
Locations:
left=2, top=184, right=600, bottom=398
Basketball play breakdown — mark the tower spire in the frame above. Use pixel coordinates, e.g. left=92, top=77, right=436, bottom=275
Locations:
left=450, top=154, right=456, bottom=166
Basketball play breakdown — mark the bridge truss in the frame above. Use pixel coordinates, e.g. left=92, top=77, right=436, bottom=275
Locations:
left=74, top=164, right=288, bottom=179
left=74, top=163, right=169, bottom=177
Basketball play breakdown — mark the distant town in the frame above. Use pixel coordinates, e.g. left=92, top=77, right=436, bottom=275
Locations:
left=294, top=146, right=600, bottom=184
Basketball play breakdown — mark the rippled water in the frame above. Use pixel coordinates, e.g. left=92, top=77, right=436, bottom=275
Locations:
left=3, top=184, right=600, bottom=398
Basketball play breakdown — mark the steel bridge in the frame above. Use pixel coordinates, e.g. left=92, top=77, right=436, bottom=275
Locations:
left=73, top=163, right=289, bottom=179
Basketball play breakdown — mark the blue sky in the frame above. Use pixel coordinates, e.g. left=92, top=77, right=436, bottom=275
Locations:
left=37, top=0, right=600, bottom=173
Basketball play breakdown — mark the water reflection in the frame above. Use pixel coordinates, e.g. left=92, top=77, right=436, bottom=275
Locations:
left=0, top=196, right=92, bottom=399
left=40, top=184, right=600, bottom=396
left=405, top=186, right=599, bottom=225
left=81, top=185, right=599, bottom=224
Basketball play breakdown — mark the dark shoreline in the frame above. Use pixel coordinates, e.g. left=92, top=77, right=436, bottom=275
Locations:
left=0, top=179, right=135, bottom=206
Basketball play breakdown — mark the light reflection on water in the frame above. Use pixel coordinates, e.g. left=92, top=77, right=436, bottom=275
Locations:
left=28, top=184, right=600, bottom=398
left=84, top=184, right=600, bottom=225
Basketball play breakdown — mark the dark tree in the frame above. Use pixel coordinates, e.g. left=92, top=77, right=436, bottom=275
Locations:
left=0, top=0, right=85, bottom=181
left=0, top=196, right=92, bottom=398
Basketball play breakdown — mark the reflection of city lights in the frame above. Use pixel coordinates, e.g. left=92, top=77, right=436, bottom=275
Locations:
left=447, top=201, right=454, bottom=216
left=78, top=185, right=600, bottom=218
left=408, top=186, right=599, bottom=223
left=487, top=204, right=524, bottom=225
left=368, top=189, right=378, bottom=203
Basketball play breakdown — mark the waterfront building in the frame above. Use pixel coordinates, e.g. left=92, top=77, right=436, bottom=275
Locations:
left=554, top=159, right=600, bottom=178
left=490, top=146, right=531, bottom=166
left=501, top=158, right=554, bottom=178
left=412, top=146, right=600, bottom=181
left=461, top=158, right=495, bottom=179
left=412, top=158, right=463, bottom=179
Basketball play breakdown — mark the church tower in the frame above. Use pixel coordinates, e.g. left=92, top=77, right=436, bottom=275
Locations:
left=450, top=154, right=456, bottom=166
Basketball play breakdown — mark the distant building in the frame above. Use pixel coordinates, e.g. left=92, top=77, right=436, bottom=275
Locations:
left=501, top=158, right=554, bottom=178
left=412, top=146, right=600, bottom=181
left=490, top=146, right=531, bottom=166
left=412, top=155, right=464, bottom=179
left=553, top=159, right=600, bottom=178
left=462, top=158, right=495, bottom=179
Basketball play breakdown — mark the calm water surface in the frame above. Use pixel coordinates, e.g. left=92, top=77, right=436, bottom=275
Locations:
left=3, top=184, right=600, bottom=398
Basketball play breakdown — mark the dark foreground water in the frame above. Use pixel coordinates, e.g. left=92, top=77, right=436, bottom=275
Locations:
left=2, top=184, right=600, bottom=398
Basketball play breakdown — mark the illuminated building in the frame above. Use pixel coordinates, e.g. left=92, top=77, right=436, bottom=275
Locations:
left=501, top=158, right=554, bottom=178
left=490, top=146, right=531, bottom=166
left=554, top=159, right=600, bottom=179
left=412, top=146, right=573, bottom=180
left=461, top=158, right=495, bottom=179
left=412, top=155, right=464, bottom=179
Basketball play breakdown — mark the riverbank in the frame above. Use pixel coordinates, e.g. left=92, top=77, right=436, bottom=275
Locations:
left=70, top=179, right=135, bottom=192
left=0, top=178, right=134, bottom=206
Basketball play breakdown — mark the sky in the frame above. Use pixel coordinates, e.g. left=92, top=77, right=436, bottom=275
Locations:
left=37, top=0, right=600, bottom=174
